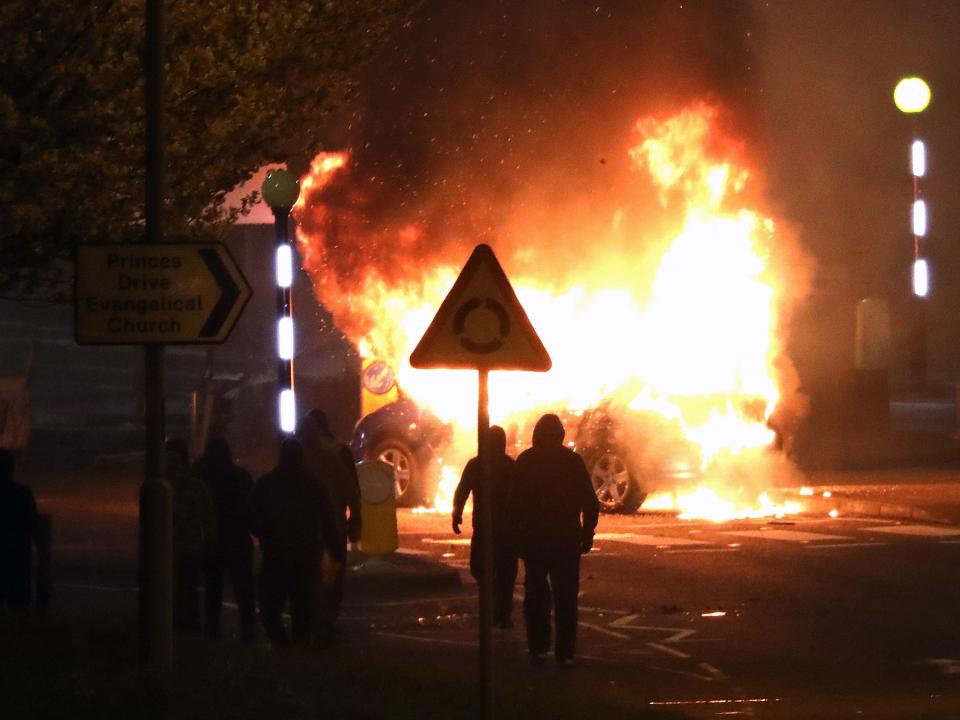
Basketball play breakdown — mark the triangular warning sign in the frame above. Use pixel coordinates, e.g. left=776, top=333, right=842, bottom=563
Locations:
left=410, top=244, right=552, bottom=371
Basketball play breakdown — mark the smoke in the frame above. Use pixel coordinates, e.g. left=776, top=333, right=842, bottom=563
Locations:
left=297, top=0, right=762, bottom=281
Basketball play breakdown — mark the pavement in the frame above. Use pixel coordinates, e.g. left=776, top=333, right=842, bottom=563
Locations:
left=786, top=467, right=960, bottom=524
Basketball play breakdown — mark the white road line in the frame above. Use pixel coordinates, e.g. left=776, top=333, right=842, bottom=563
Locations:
left=596, top=532, right=710, bottom=547
left=372, top=631, right=476, bottom=647
left=647, top=642, right=692, bottom=659
left=420, top=538, right=472, bottom=545
left=863, top=524, right=960, bottom=537
left=579, top=622, right=631, bottom=640
left=804, top=542, right=888, bottom=549
left=721, top=529, right=851, bottom=543
left=664, top=547, right=740, bottom=554
left=699, top=662, right=728, bottom=680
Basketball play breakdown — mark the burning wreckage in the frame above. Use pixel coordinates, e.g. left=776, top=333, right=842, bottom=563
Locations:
left=294, top=104, right=811, bottom=519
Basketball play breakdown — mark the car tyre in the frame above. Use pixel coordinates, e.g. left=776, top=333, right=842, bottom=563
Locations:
left=370, top=439, right=422, bottom=507
left=584, top=449, right=645, bottom=514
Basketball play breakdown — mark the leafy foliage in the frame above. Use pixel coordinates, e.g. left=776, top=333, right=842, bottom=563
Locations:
left=0, top=0, right=416, bottom=297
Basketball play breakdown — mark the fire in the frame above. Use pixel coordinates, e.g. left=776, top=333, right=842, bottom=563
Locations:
left=294, top=104, right=810, bottom=521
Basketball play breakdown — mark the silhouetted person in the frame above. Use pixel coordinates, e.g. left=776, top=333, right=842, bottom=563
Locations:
left=452, top=425, right=519, bottom=628
left=514, top=414, right=599, bottom=665
left=296, top=409, right=361, bottom=645
left=168, top=438, right=215, bottom=633
left=194, top=435, right=256, bottom=642
left=0, top=449, right=38, bottom=610
left=249, top=437, right=343, bottom=647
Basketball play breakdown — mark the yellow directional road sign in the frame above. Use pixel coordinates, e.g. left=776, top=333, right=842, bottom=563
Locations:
left=75, top=243, right=252, bottom=345
left=410, top=244, right=551, bottom=371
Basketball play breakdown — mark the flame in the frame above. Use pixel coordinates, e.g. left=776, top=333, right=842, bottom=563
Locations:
left=294, top=104, right=810, bottom=522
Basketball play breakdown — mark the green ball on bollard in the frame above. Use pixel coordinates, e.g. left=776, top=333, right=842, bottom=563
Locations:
left=261, top=169, right=300, bottom=208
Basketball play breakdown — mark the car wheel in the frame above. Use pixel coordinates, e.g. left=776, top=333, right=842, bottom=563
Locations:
left=371, top=439, right=422, bottom=507
left=587, top=450, right=644, bottom=513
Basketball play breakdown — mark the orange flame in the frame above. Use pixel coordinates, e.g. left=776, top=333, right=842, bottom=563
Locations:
left=295, top=104, right=810, bottom=521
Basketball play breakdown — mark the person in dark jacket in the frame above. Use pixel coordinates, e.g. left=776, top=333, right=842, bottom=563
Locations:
left=0, top=449, right=38, bottom=610
left=249, top=437, right=343, bottom=647
left=452, top=425, right=519, bottom=628
left=296, top=409, right=361, bottom=644
left=168, top=437, right=216, bottom=633
left=514, top=414, right=600, bottom=666
left=194, top=435, right=256, bottom=642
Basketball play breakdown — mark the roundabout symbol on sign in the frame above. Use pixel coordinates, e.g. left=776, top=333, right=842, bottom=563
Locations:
left=454, top=297, right=510, bottom=354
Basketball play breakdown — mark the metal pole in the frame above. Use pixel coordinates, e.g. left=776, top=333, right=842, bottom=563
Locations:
left=477, top=368, right=494, bottom=720
left=140, top=0, right=172, bottom=668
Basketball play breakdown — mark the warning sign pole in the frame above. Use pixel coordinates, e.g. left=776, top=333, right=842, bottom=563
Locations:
left=477, top=368, right=494, bottom=720
left=410, top=244, right=552, bottom=720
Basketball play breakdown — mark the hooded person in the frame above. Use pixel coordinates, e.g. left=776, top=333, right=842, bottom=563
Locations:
left=249, top=437, right=342, bottom=647
left=0, top=449, right=38, bottom=610
left=193, top=434, right=256, bottom=642
left=514, top=414, right=600, bottom=666
left=296, top=409, right=361, bottom=644
left=452, top=425, right=519, bottom=628
left=167, top=437, right=215, bottom=633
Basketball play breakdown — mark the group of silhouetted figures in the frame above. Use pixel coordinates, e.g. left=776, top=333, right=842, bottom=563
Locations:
left=166, top=408, right=361, bottom=646
left=2, top=410, right=599, bottom=666
left=0, top=409, right=359, bottom=650
left=453, top=413, right=600, bottom=666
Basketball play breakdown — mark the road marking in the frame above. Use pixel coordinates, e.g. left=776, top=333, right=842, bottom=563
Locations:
left=420, top=537, right=472, bottom=545
left=596, top=532, right=710, bottom=547
left=699, top=662, right=728, bottom=680
left=579, top=622, right=631, bottom=640
left=917, top=658, right=960, bottom=675
left=608, top=615, right=696, bottom=643
left=803, top=541, right=887, bottom=549
left=647, top=642, right=691, bottom=659
left=863, top=524, right=960, bottom=537
left=721, top=529, right=851, bottom=543
left=372, top=631, right=475, bottom=647
left=664, top=547, right=740, bottom=554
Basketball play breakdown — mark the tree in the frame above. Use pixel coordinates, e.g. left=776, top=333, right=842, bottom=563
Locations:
left=0, top=0, right=417, bottom=298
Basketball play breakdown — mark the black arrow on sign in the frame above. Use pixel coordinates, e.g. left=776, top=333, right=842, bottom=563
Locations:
left=199, top=247, right=240, bottom=338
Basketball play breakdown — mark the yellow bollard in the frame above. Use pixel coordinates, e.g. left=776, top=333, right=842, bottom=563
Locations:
left=356, top=460, right=398, bottom=555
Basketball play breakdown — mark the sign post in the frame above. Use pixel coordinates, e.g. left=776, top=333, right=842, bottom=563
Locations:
left=411, top=244, right=551, bottom=720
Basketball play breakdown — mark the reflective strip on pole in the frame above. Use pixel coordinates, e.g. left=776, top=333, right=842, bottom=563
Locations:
left=279, top=389, right=297, bottom=433
left=278, top=317, right=294, bottom=360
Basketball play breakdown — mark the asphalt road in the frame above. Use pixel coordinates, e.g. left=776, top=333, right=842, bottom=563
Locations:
left=30, top=470, right=960, bottom=718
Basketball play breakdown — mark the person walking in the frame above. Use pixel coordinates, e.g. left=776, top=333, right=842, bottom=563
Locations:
left=249, top=437, right=342, bottom=647
left=194, top=435, right=256, bottom=642
left=452, top=425, right=519, bottom=628
left=168, top=437, right=216, bottom=633
left=514, top=414, right=599, bottom=666
left=296, top=409, right=361, bottom=645
left=0, top=449, right=38, bottom=611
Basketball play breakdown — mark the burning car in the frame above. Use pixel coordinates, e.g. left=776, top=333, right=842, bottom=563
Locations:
left=351, top=370, right=703, bottom=513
